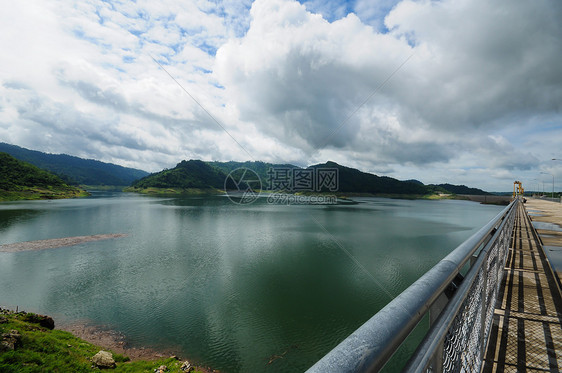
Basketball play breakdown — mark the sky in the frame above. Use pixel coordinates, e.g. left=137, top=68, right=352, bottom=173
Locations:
left=0, top=0, right=561, bottom=192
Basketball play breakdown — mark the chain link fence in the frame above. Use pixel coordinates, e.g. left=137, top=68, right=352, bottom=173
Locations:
left=435, top=212, right=514, bottom=373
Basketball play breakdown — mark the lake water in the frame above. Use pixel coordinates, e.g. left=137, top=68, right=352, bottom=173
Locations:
left=0, top=193, right=503, bottom=372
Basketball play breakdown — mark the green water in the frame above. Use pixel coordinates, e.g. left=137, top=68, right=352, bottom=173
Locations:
left=0, top=193, right=502, bottom=372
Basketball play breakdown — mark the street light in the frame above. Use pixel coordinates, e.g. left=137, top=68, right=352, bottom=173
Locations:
left=553, top=159, right=561, bottom=198
left=540, top=171, right=554, bottom=199
left=531, top=178, right=539, bottom=197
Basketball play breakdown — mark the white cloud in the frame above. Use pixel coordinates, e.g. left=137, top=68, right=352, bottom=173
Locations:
left=215, top=0, right=413, bottom=152
left=214, top=0, right=562, bottom=189
left=0, top=0, right=561, bottom=190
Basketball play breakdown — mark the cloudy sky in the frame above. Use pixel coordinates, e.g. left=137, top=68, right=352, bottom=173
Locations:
left=1, top=0, right=561, bottom=191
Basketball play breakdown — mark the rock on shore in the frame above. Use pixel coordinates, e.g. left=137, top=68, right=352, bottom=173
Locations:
left=92, top=350, right=116, bottom=369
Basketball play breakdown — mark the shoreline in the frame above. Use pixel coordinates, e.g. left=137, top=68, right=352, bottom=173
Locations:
left=57, top=320, right=174, bottom=362
left=1, top=306, right=215, bottom=372
left=57, top=321, right=215, bottom=372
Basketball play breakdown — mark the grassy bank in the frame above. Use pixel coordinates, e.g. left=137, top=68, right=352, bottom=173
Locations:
left=0, top=187, right=89, bottom=202
left=0, top=309, right=207, bottom=373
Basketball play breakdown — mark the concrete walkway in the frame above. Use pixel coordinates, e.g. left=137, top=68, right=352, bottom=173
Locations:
left=483, top=199, right=562, bottom=372
left=526, top=198, right=562, bottom=284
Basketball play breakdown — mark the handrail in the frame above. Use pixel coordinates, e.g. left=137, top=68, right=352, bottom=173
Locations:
left=403, top=201, right=514, bottom=371
left=305, top=199, right=518, bottom=373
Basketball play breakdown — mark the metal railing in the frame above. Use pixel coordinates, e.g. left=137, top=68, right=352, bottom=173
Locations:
left=306, top=199, right=518, bottom=373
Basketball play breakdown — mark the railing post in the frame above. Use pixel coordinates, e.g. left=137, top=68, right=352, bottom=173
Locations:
left=429, top=293, right=447, bottom=372
left=429, top=293, right=448, bottom=327
left=470, top=254, right=478, bottom=266
left=429, top=344, right=444, bottom=373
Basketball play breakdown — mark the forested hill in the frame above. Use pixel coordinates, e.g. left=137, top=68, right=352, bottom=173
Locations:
left=0, top=153, right=87, bottom=200
left=309, top=161, right=429, bottom=195
left=61, top=151, right=496, bottom=197
left=131, top=160, right=226, bottom=190
left=207, top=160, right=300, bottom=187
left=434, top=183, right=492, bottom=196
left=0, top=143, right=148, bottom=186
left=131, top=159, right=434, bottom=196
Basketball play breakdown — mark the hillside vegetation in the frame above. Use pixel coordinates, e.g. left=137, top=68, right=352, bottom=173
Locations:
left=0, top=309, right=204, bottom=372
left=0, top=143, right=148, bottom=186
left=126, top=160, right=226, bottom=194
left=0, top=143, right=493, bottom=196
left=127, top=159, right=470, bottom=197
left=0, top=153, right=88, bottom=201
left=207, top=160, right=300, bottom=187
left=309, top=161, right=428, bottom=195
left=432, top=183, right=491, bottom=196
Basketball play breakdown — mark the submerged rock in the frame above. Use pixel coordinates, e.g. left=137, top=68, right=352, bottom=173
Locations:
left=0, top=329, right=22, bottom=351
left=92, top=350, right=116, bottom=369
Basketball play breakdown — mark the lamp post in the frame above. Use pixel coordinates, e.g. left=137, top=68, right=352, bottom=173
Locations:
left=532, top=178, right=539, bottom=197
left=553, top=158, right=561, bottom=200
left=541, top=171, right=554, bottom=199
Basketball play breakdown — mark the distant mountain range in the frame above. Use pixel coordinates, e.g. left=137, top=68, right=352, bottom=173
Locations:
left=0, top=142, right=491, bottom=195
left=130, top=159, right=490, bottom=196
left=0, top=143, right=148, bottom=186
left=0, top=152, right=87, bottom=200
left=434, top=183, right=492, bottom=196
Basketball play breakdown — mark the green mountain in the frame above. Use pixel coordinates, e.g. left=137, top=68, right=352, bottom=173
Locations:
left=131, top=159, right=433, bottom=196
left=434, top=183, right=491, bottom=196
left=309, top=161, right=429, bottom=195
left=403, top=179, right=424, bottom=185
left=126, top=158, right=493, bottom=197
left=0, top=153, right=88, bottom=201
left=207, top=160, right=300, bottom=189
left=0, top=143, right=148, bottom=186
left=131, top=160, right=226, bottom=190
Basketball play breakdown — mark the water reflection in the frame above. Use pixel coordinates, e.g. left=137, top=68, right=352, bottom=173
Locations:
left=0, top=194, right=503, bottom=372
left=0, top=208, right=42, bottom=232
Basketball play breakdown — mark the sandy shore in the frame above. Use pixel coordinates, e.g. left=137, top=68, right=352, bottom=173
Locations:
left=0, top=233, right=127, bottom=253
